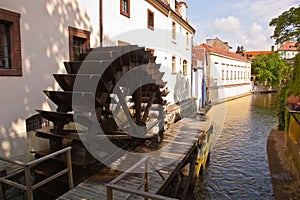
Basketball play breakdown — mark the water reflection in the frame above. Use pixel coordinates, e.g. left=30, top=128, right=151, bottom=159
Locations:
left=194, top=94, right=278, bottom=199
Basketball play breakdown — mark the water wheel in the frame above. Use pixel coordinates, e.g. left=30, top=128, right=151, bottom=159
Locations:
left=36, top=45, right=168, bottom=152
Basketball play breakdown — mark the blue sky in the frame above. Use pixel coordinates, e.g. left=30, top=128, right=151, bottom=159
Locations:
left=186, top=0, right=300, bottom=51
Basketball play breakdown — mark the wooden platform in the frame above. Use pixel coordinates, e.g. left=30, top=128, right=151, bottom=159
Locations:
left=57, top=117, right=212, bottom=199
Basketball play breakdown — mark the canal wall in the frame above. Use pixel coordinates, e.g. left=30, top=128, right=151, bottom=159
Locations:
left=208, top=84, right=252, bottom=104
left=252, top=82, right=278, bottom=93
left=285, top=116, right=300, bottom=179
left=210, top=92, right=252, bottom=106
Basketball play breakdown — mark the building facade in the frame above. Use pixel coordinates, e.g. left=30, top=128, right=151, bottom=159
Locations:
left=0, top=0, right=195, bottom=155
left=196, top=38, right=252, bottom=103
left=102, top=0, right=195, bottom=103
left=278, top=41, right=299, bottom=65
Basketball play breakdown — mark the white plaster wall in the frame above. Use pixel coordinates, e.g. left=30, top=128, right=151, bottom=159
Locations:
left=223, top=84, right=251, bottom=99
left=0, top=0, right=99, bottom=156
left=207, top=53, right=252, bottom=103
left=279, top=50, right=299, bottom=60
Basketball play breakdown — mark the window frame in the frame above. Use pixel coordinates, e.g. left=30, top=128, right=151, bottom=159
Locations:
left=120, top=0, right=130, bottom=18
left=222, top=70, right=224, bottom=80
left=68, top=26, right=91, bottom=61
left=147, top=9, right=154, bottom=30
left=172, top=56, right=176, bottom=74
left=183, top=60, right=187, bottom=75
left=172, top=22, right=176, bottom=40
left=0, top=8, right=22, bottom=76
left=186, top=32, right=189, bottom=46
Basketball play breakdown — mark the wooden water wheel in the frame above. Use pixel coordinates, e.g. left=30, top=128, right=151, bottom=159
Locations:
left=35, top=45, right=168, bottom=153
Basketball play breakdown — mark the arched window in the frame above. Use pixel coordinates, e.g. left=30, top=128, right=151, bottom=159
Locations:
left=183, top=60, right=187, bottom=75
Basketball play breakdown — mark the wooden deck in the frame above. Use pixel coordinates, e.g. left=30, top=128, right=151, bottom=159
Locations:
left=57, top=117, right=212, bottom=200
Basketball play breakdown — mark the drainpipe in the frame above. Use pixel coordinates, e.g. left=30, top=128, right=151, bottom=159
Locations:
left=191, top=35, right=194, bottom=99
left=100, top=0, right=103, bottom=46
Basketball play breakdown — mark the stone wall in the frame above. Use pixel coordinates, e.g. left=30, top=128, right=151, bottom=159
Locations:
left=285, top=115, right=300, bottom=179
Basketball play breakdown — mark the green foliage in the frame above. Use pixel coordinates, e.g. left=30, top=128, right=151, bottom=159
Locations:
left=252, top=52, right=291, bottom=87
left=277, top=84, right=289, bottom=130
left=269, top=5, right=300, bottom=44
left=277, top=53, right=300, bottom=130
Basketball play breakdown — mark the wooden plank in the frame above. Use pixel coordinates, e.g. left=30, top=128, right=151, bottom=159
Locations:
left=56, top=117, right=212, bottom=200
left=70, top=187, right=101, bottom=199
left=56, top=196, right=71, bottom=200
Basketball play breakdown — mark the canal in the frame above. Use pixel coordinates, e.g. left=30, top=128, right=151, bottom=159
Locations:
left=193, top=93, right=278, bottom=199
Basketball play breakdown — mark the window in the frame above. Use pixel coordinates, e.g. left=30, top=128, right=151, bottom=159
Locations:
left=68, top=26, right=90, bottom=61
left=0, top=9, right=21, bottom=76
left=183, top=60, right=187, bottom=75
left=120, top=0, right=130, bottom=18
left=0, top=24, right=10, bottom=69
left=222, top=70, right=224, bottom=80
left=172, top=22, right=176, bottom=40
left=226, top=70, right=229, bottom=80
left=186, top=32, right=189, bottom=46
left=147, top=9, right=154, bottom=30
left=172, top=56, right=176, bottom=73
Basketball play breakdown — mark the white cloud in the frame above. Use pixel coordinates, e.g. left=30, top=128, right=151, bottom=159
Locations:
left=188, top=0, right=299, bottom=50
left=245, top=23, right=268, bottom=50
left=214, top=16, right=241, bottom=32
left=235, top=0, right=299, bottom=23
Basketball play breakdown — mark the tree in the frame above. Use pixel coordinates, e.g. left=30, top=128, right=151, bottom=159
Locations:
left=269, top=5, right=300, bottom=45
left=277, top=53, right=300, bottom=130
left=252, top=52, right=291, bottom=87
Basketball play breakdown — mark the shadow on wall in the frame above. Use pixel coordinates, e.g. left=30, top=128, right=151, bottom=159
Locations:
left=174, top=72, right=190, bottom=103
left=0, top=0, right=97, bottom=157
left=207, top=75, right=220, bottom=104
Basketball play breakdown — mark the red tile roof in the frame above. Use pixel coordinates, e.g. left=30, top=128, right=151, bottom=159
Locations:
left=199, top=44, right=250, bottom=62
left=278, top=42, right=299, bottom=51
left=243, top=51, right=272, bottom=60
left=244, top=51, right=272, bottom=56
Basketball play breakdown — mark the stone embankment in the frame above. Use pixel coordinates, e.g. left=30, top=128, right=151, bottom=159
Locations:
left=267, top=128, right=300, bottom=199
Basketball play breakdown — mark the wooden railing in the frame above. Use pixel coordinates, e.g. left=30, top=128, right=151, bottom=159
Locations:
left=0, top=147, right=73, bottom=200
left=106, top=156, right=176, bottom=200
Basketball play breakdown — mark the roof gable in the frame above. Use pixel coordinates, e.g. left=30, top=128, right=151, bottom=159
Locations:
left=200, top=44, right=250, bottom=62
left=278, top=42, right=299, bottom=51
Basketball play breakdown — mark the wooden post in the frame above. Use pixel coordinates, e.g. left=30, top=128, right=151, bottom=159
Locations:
left=144, top=157, right=149, bottom=200
left=66, top=148, right=74, bottom=189
left=180, top=151, right=197, bottom=199
left=24, top=166, right=33, bottom=200
left=106, top=185, right=113, bottom=200
left=0, top=182, right=5, bottom=200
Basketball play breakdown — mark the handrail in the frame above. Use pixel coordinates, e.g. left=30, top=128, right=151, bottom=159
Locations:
left=106, top=156, right=177, bottom=200
left=0, top=147, right=73, bottom=200
left=0, top=156, right=26, bottom=167
left=26, top=147, right=72, bottom=166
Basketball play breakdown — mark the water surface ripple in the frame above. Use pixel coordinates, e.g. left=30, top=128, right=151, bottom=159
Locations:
left=194, top=94, right=278, bottom=200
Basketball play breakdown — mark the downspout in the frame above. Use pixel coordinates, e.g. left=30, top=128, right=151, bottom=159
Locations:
left=191, top=35, right=194, bottom=99
left=100, top=0, right=103, bottom=46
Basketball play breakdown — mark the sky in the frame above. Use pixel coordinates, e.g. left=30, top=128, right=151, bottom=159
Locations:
left=186, top=0, right=300, bottom=51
